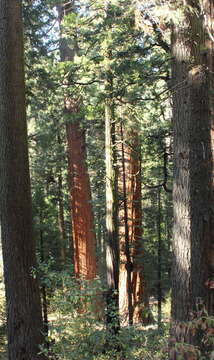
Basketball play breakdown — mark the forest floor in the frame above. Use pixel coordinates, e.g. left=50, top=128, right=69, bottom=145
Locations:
left=0, top=281, right=171, bottom=360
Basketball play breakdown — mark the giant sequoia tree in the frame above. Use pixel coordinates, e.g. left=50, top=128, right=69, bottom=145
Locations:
left=118, top=121, right=146, bottom=325
left=171, top=0, right=214, bottom=341
left=0, top=1, right=46, bottom=359
left=57, top=1, right=97, bottom=280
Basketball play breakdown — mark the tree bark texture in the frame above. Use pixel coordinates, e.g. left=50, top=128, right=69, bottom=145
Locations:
left=0, top=1, right=46, bottom=359
left=57, top=2, right=97, bottom=281
left=105, top=97, right=120, bottom=335
left=104, top=4, right=120, bottom=336
left=66, top=121, right=97, bottom=280
left=171, top=0, right=214, bottom=342
left=119, top=122, right=133, bottom=326
left=202, top=0, right=214, bottom=315
left=118, top=128, right=146, bottom=324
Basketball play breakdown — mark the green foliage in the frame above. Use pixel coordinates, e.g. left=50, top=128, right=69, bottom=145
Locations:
left=23, top=0, right=173, bottom=355
left=32, top=260, right=170, bottom=360
left=0, top=1, right=211, bottom=359
left=23, top=0, right=173, bottom=329
left=38, top=266, right=170, bottom=359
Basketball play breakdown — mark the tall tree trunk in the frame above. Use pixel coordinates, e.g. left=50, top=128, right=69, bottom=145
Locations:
left=66, top=121, right=97, bottom=280
left=119, top=125, right=151, bottom=323
left=57, top=172, right=67, bottom=265
left=171, top=0, right=214, bottom=344
left=120, top=122, right=133, bottom=326
left=105, top=95, right=120, bottom=336
left=202, top=0, right=214, bottom=316
left=39, top=215, right=49, bottom=350
left=157, top=188, right=162, bottom=328
left=96, top=184, right=106, bottom=281
left=0, top=1, right=46, bottom=359
left=131, top=138, right=151, bottom=324
left=57, top=2, right=97, bottom=281
left=104, top=2, right=120, bottom=337
left=202, top=0, right=214, bottom=314
left=118, top=126, right=149, bottom=324
left=57, top=128, right=67, bottom=266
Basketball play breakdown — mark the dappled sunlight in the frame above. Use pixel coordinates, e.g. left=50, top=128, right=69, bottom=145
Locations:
left=2, top=0, right=214, bottom=358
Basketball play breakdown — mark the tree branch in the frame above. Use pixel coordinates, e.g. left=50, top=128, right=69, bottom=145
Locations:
left=143, top=150, right=172, bottom=193
left=141, top=10, right=170, bottom=53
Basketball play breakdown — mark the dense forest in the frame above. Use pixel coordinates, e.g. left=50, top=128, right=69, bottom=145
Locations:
left=0, top=0, right=214, bottom=359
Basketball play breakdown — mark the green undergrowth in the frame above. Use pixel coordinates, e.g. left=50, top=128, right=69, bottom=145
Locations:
left=1, top=268, right=214, bottom=359
left=0, top=267, right=170, bottom=360
left=5, top=267, right=214, bottom=359
left=44, top=319, right=169, bottom=360
left=38, top=268, right=169, bottom=360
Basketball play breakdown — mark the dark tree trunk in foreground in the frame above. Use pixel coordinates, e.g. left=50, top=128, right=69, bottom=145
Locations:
left=203, top=0, right=214, bottom=314
left=0, top=1, right=46, bottom=359
left=171, top=0, right=214, bottom=347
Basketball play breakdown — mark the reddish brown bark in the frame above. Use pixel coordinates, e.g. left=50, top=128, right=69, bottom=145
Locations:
left=66, top=118, right=96, bottom=280
left=118, top=129, right=148, bottom=324
left=57, top=3, right=97, bottom=282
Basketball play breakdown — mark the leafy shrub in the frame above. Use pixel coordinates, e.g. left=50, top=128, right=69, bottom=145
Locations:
left=38, top=263, right=170, bottom=360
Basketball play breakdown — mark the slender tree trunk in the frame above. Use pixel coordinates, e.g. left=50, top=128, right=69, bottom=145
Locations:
left=157, top=188, right=162, bottom=328
left=0, top=1, right=46, bottom=359
left=57, top=172, right=67, bottom=265
left=104, top=2, right=120, bottom=338
left=120, top=122, right=133, bottom=326
left=39, top=218, right=49, bottom=350
left=105, top=95, right=120, bottom=336
left=96, top=184, right=106, bottom=280
left=57, top=129, right=67, bottom=266
left=171, top=0, right=214, bottom=345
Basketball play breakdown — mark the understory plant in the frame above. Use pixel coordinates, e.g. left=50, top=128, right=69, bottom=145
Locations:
left=37, top=260, right=169, bottom=360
